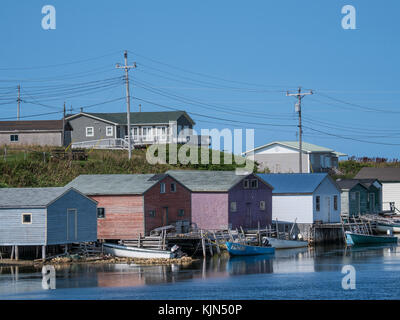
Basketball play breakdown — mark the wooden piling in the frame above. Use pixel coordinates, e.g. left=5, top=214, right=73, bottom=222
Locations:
left=200, top=230, right=206, bottom=258
left=212, top=231, right=221, bottom=255
left=15, top=246, right=19, bottom=261
left=42, top=245, right=46, bottom=261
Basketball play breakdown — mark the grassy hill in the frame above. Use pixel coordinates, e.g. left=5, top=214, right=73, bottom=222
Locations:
left=0, top=145, right=254, bottom=188
left=338, top=157, right=400, bottom=179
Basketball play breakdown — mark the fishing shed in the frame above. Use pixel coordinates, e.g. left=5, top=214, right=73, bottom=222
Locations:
left=0, top=187, right=97, bottom=260
left=66, top=174, right=192, bottom=240
left=257, top=173, right=341, bottom=225
left=167, top=170, right=273, bottom=230
left=336, top=179, right=370, bottom=217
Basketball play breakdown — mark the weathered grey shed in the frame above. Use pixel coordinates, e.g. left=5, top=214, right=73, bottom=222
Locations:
left=0, top=187, right=97, bottom=259
left=336, top=180, right=369, bottom=217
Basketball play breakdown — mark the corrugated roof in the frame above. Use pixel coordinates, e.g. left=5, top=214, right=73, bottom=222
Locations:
left=257, top=173, right=329, bottom=194
left=67, top=111, right=194, bottom=125
left=166, top=170, right=246, bottom=192
left=0, top=187, right=68, bottom=208
left=65, top=174, right=161, bottom=195
left=355, top=167, right=400, bottom=182
left=0, top=120, right=67, bottom=132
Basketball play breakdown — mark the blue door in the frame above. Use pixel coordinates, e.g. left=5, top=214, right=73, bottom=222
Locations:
left=67, top=209, right=77, bottom=241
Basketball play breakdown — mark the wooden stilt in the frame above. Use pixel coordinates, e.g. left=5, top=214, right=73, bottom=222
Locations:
left=42, top=245, right=46, bottom=261
left=15, top=246, right=19, bottom=261
left=10, top=246, right=14, bottom=260
left=200, top=230, right=206, bottom=258
left=212, top=231, right=220, bottom=255
left=208, top=239, right=213, bottom=256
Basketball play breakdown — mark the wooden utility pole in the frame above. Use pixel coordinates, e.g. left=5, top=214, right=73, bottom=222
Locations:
left=17, top=85, right=21, bottom=120
left=286, top=87, right=313, bottom=173
left=116, top=50, right=136, bottom=160
left=62, top=102, right=66, bottom=146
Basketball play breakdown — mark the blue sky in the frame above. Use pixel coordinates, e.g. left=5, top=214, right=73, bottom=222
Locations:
left=0, top=1, right=400, bottom=158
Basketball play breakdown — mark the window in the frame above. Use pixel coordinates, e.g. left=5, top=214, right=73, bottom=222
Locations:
left=316, top=196, right=320, bottom=212
left=178, top=209, right=185, bottom=217
left=251, top=179, right=258, bottom=189
left=149, top=210, right=156, bottom=217
left=170, top=183, right=176, bottom=192
left=86, top=127, right=94, bottom=137
left=10, top=135, right=19, bottom=142
left=230, top=201, right=237, bottom=212
left=243, top=179, right=249, bottom=189
left=97, top=208, right=105, bottom=219
left=132, top=127, right=139, bottom=140
left=22, top=213, right=32, bottom=224
left=106, top=126, right=113, bottom=137
left=334, top=195, right=338, bottom=211
left=260, top=201, right=266, bottom=210
left=350, top=192, right=356, bottom=201
left=160, top=183, right=166, bottom=193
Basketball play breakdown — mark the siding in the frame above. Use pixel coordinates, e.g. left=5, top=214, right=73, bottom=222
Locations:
left=313, top=177, right=341, bottom=223
left=143, top=176, right=191, bottom=234
left=68, top=115, right=116, bottom=143
left=46, top=189, right=97, bottom=245
left=91, top=195, right=144, bottom=240
left=250, top=153, right=310, bottom=173
left=272, top=195, right=314, bottom=224
left=0, top=208, right=46, bottom=245
left=0, top=131, right=62, bottom=146
left=191, top=193, right=228, bottom=230
left=382, top=182, right=400, bottom=211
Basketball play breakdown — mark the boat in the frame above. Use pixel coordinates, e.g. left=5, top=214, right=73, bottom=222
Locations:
left=225, top=241, right=275, bottom=256
left=264, top=237, right=308, bottom=249
left=103, top=243, right=178, bottom=259
left=376, top=222, right=400, bottom=234
left=345, top=231, right=398, bottom=246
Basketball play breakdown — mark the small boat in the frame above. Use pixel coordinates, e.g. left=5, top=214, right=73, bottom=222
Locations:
left=225, top=241, right=275, bottom=256
left=103, top=243, right=177, bottom=259
left=376, top=222, right=400, bottom=234
left=265, top=237, right=308, bottom=249
left=345, top=231, right=398, bottom=246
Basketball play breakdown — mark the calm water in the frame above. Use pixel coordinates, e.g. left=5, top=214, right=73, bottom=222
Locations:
left=1, top=244, right=400, bottom=300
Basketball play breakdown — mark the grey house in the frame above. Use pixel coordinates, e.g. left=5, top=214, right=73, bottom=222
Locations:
left=0, top=120, right=72, bottom=147
left=66, top=111, right=209, bottom=149
left=0, top=187, right=97, bottom=260
left=243, top=141, right=347, bottom=173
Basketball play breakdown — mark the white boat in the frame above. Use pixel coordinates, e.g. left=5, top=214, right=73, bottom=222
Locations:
left=103, top=243, right=176, bottom=259
left=376, top=223, right=400, bottom=234
left=265, top=237, right=309, bottom=249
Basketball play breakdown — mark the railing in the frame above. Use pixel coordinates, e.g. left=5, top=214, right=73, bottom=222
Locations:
left=71, top=138, right=129, bottom=149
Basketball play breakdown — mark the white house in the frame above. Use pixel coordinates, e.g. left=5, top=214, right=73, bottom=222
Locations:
left=257, top=173, right=341, bottom=224
left=244, top=141, right=347, bottom=173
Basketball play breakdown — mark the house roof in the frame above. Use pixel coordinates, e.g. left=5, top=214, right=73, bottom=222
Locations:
left=357, top=178, right=382, bottom=189
left=0, top=120, right=69, bottom=132
left=244, top=141, right=347, bottom=156
left=0, top=187, right=69, bottom=208
left=336, top=179, right=368, bottom=191
left=65, top=174, right=163, bottom=195
left=355, top=167, right=400, bottom=182
left=257, top=173, right=330, bottom=194
left=66, top=111, right=195, bottom=126
left=166, top=170, right=251, bottom=192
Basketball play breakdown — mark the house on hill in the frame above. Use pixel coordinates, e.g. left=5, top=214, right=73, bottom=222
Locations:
left=257, top=173, right=341, bottom=224
left=65, top=111, right=210, bottom=149
left=355, top=167, right=398, bottom=212
left=166, top=170, right=273, bottom=230
left=65, top=174, right=192, bottom=240
left=243, top=141, right=347, bottom=173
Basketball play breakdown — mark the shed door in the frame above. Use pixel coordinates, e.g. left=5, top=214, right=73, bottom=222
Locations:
left=369, top=193, right=375, bottom=213
left=67, top=209, right=77, bottom=241
left=245, top=202, right=252, bottom=229
left=324, top=196, right=331, bottom=223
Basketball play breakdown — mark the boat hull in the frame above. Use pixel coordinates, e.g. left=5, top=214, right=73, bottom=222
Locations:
left=376, top=224, right=400, bottom=234
left=345, top=232, right=398, bottom=246
left=103, top=243, right=174, bottom=259
left=265, top=237, right=308, bottom=249
left=225, top=242, right=275, bottom=256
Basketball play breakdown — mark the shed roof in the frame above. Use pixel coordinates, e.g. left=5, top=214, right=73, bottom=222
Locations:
left=65, top=174, right=163, bottom=195
left=166, top=170, right=249, bottom=192
left=257, top=173, right=330, bottom=194
left=336, top=179, right=368, bottom=191
left=355, top=167, right=400, bottom=182
left=66, top=111, right=194, bottom=125
left=0, top=187, right=70, bottom=208
left=0, top=120, right=69, bottom=132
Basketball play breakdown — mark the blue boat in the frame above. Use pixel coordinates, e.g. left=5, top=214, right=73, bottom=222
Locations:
left=345, top=231, right=398, bottom=246
left=225, top=241, right=275, bottom=256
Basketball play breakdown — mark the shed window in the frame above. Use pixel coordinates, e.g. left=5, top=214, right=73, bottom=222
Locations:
left=243, top=179, right=249, bottom=189
left=149, top=210, right=156, bottom=217
left=86, top=127, right=94, bottom=137
left=10, top=134, right=19, bottom=142
left=160, top=183, right=166, bottom=193
left=22, top=213, right=32, bottom=224
left=230, top=201, right=237, bottom=212
left=170, top=183, right=176, bottom=192
left=251, top=179, right=258, bottom=189
left=334, top=196, right=338, bottom=211
left=97, top=208, right=105, bottom=219
left=260, top=201, right=266, bottom=210
left=106, top=126, right=113, bottom=137
left=178, top=209, right=185, bottom=217
left=316, top=196, right=320, bottom=212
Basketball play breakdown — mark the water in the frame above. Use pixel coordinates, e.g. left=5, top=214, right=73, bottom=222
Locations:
left=1, top=244, right=400, bottom=300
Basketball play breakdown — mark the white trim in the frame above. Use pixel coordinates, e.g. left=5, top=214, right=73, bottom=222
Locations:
left=65, top=112, right=119, bottom=125
left=106, top=126, right=113, bottom=137
left=86, top=127, right=94, bottom=137
left=21, top=213, right=32, bottom=224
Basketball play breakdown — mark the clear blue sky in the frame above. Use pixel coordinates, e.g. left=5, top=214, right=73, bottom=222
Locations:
left=1, top=0, right=400, bottom=158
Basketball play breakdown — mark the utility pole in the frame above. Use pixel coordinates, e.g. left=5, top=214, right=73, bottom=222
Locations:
left=62, top=102, right=66, bottom=146
left=17, top=85, right=21, bottom=120
left=286, top=87, right=313, bottom=173
left=116, top=50, right=136, bottom=160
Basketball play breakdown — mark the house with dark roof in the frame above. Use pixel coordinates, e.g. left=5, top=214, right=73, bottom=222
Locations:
left=257, top=173, right=341, bottom=224
left=0, top=187, right=97, bottom=260
left=0, top=120, right=72, bottom=147
left=166, top=170, right=273, bottom=230
left=355, top=167, right=398, bottom=212
left=243, top=141, right=347, bottom=173
left=65, top=111, right=209, bottom=149
left=65, top=174, right=192, bottom=240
